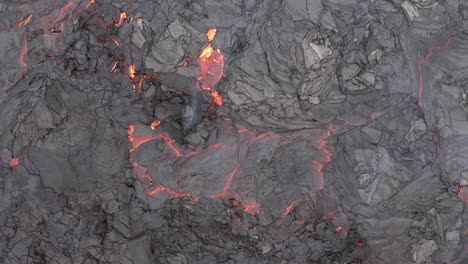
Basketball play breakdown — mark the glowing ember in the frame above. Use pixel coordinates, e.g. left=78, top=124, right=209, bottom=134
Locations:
left=211, top=91, right=223, bottom=106
left=9, top=157, right=20, bottom=168
left=336, top=226, right=343, bottom=232
left=150, top=120, right=161, bottom=130
left=206, top=28, right=217, bottom=42
left=128, top=64, right=136, bottom=80
left=417, top=37, right=451, bottom=108
left=114, top=11, right=128, bottom=27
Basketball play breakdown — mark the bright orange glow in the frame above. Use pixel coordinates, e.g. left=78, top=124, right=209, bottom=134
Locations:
left=19, top=35, right=28, bottom=67
left=150, top=120, right=161, bottom=130
left=128, top=64, right=136, bottom=80
left=336, top=226, right=343, bottom=232
left=127, top=124, right=158, bottom=153
left=114, top=11, right=128, bottom=27
left=207, top=28, right=217, bottom=42
left=9, top=157, right=20, bottom=168
left=199, top=45, right=214, bottom=61
left=197, top=28, right=224, bottom=106
left=211, top=91, right=223, bottom=106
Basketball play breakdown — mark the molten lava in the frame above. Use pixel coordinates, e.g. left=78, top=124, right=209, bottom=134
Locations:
left=128, top=64, right=136, bottom=80
left=114, top=11, right=128, bottom=27
left=150, top=120, right=161, bottom=130
left=197, top=28, right=225, bottom=106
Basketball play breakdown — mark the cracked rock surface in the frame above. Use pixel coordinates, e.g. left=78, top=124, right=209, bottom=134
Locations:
left=0, top=0, right=467, bottom=263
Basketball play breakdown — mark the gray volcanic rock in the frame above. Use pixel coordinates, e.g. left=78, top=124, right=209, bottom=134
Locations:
left=0, top=0, right=467, bottom=264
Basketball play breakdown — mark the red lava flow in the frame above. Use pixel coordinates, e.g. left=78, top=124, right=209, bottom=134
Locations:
left=125, top=28, right=337, bottom=220
left=280, top=124, right=336, bottom=222
left=197, top=28, right=225, bottom=107
left=127, top=118, right=337, bottom=219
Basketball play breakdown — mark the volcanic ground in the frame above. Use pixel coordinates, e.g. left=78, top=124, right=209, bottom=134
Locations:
left=0, top=0, right=468, bottom=263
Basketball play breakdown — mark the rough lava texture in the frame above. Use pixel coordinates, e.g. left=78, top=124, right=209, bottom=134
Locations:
left=0, top=0, right=468, bottom=263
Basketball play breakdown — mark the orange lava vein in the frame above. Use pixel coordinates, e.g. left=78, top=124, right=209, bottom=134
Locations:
left=211, top=162, right=243, bottom=199
left=311, top=160, right=325, bottom=190
left=51, top=0, right=74, bottom=32
left=128, top=124, right=182, bottom=156
left=147, top=185, right=191, bottom=198
left=150, top=120, right=161, bottom=130
left=19, top=35, right=28, bottom=67
left=281, top=199, right=299, bottom=219
left=18, top=14, right=32, bottom=27
left=114, top=11, right=128, bottom=27
left=85, top=0, right=95, bottom=9
left=110, top=37, right=121, bottom=49
left=418, top=37, right=451, bottom=108
left=160, top=133, right=183, bottom=157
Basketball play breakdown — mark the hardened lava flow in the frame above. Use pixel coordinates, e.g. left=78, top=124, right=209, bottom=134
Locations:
left=0, top=0, right=467, bottom=263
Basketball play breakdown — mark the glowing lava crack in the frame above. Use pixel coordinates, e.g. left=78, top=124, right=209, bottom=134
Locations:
left=126, top=28, right=337, bottom=222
